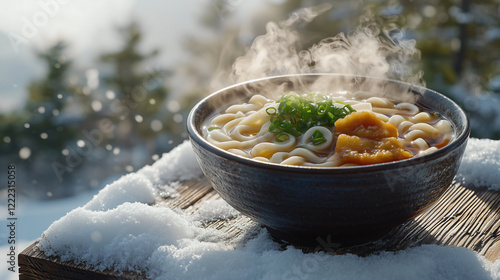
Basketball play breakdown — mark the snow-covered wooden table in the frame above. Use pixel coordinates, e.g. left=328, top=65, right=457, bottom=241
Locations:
left=18, top=177, right=500, bottom=279
left=15, top=139, right=500, bottom=279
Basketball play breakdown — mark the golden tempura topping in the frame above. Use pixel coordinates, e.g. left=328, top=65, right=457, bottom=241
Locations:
left=335, top=111, right=399, bottom=140
left=334, top=111, right=412, bottom=165
left=335, top=135, right=412, bottom=165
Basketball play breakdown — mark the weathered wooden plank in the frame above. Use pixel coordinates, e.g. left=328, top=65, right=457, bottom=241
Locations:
left=19, top=179, right=500, bottom=279
left=19, top=243, right=145, bottom=280
left=168, top=180, right=215, bottom=209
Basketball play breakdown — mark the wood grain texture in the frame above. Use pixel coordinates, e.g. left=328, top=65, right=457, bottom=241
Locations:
left=18, top=243, right=145, bottom=279
left=19, top=179, right=500, bottom=279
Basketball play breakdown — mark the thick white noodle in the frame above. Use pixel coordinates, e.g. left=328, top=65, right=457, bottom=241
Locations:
left=281, top=156, right=306, bottom=166
left=411, top=138, right=429, bottom=150
left=351, top=102, right=372, bottom=112
left=366, top=97, right=394, bottom=107
left=411, top=112, right=431, bottom=123
left=225, top=103, right=261, bottom=114
left=251, top=133, right=296, bottom=158
left=417, top=147, right=438, bottom=157
left=395, top=102, right=419, bottom=116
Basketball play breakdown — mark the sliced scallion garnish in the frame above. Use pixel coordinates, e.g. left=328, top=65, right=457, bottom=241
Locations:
left=266, top=92, right=356, bottom=137
left=275, top=132, right=290, bottom=143
left=311, top=130, right=326, bottom=145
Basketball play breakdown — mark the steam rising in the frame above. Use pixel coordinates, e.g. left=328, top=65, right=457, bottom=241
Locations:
left=215, top=5, right=424, bottom=96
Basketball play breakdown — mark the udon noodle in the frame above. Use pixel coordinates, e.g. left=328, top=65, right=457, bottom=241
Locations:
left=202, top=91, right=454, bottom=167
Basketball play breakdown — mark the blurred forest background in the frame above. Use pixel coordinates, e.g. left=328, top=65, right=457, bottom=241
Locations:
left=1, top=0, right=500, bottom=199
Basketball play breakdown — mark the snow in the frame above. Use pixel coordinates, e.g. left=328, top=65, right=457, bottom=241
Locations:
left=83, top=173, right=157, bottom=211
left=9, top=138, right=500, bottom=279
left=148, top=241, right=499, bottom=280
left=137, top=140, right=203, bottom=186
left=191, top=198, right=240, bottom=223
left=0, top=187, right=99, bottom=280
left=40, top=203, right=196, bottom=273
left=457, top=138, right=500, bottom=191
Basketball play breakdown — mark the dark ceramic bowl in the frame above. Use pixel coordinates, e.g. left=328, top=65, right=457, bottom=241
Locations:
left=187, top=74, right=470, bottom=246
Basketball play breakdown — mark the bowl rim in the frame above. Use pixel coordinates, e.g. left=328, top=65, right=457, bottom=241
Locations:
left=187, top=73, right=471, bottom=174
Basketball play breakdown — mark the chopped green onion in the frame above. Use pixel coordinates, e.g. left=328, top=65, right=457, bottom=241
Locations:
left=311, top=130, right=326, bottom=145
left=275, top=132, right=290, bottom=143
left=266, top=107, right=277, bottom=115
left=265, top=92, right=356, bottom=136
left=208, top=126, right=219, bottom=131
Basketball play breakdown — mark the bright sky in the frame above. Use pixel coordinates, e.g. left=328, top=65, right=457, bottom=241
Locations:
left=0, top=0, right=235, bottom=113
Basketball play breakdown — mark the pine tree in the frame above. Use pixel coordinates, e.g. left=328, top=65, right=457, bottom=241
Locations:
left=25, top=41, right=79, bottom=154
left=99, top=22, right=171, bottom=150
left=0, top=41, right=85, bottom=198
